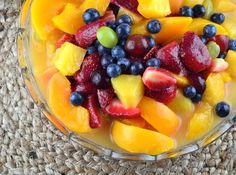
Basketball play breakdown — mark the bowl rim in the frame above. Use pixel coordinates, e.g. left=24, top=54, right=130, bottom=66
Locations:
left=17, top=0, right=236, bottom=161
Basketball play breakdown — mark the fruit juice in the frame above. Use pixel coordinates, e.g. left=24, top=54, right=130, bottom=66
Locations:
left=27, top=0, right=236, bottom=155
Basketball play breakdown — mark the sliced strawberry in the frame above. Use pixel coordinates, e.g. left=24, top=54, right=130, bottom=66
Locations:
left=102, top=10, right=116, bottom=22
left=156, top=41, right=187, bottom=75
left=210, top=59, right=229, bottom=73
left=145, top=85, right=177, bottom=104
left=56, top=34, right=76, bottom=49
left=105, top=99, right=140, bottom=118
left=86, top=95, right=102, bottom=128
left=74, top=82, right=97, bottom=95
left=110, top=0, right=139, bottom=14
left=97, top=88, right=115, bottom=110
left=75, top=19, right=106, bottom=48
left=208, top=35, right=229, bottom=52
left=142, top=67, right=177, bottom=91
left=180, top=32, right=211, bottom=73
left=74, top=53, right=101, bottom=83
left=188, top=73, right=206, bottom=93
left=144, top=46, right=159, bottom=60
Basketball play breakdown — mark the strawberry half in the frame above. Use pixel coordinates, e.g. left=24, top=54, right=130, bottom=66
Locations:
left=180, top=32, right=211, bottom=73
left=97, top=88, right=115, bottom=110
left=156, top=41, right=187, bottom=75
left=105, top=99, right=141, bottom=118
left=110, top=0, right=139, bottom=14
left=86, top=95, right=102, bottom=128
left=142, top=67, right=177, bottom=91
left=145, top=85, right=177, bottom=104
left=56, top=34, right=76, bottom=49
left=144, top=46, right=159, bottom=60
left=74, top=82, right=97, bottom=95
left=74, top=53, right=101, bottom=83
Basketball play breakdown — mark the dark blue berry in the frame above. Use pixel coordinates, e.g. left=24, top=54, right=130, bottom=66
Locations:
left=119, top=39, right=127, bottom=48
left=94, top=40, right=100, bottom=48
left=83, top=8, right=100, bottom=24
left=199, top=35, right=207, bottom=44
left=87, top=46, right=96, bottom=55
left=203, top=24, right=217, bottom=38
left=147, top=19, right=161, bottom=34
left=111, top=45, right=126, bottom=59
left=146, top=58, right=161, bottom=68
left=91, top=70, right=110, bottom=88
left=146, top=36, right=156, bottom=48
left=215, top=102, right=230, bottom=118
left=191, top=93, right=202, bottom=103
left=183, top=86, right=197, bottom=98
left=101, top=55, right=115, bottom=69
left=106, top=21, right=117, bottom=30
left=117, top=15, right=132, bottom=25
left=229, top=39, right=236, bottom=51
left=117, top=58, right=131, bottom=72
left=98, top=44, right=111, bottom=56
left=70, top=92, right=84, bottom=106
left=211, top=13, right=225, bottom=24
left=193, top=5, right=206, bottom=18
left=218, top=52, right=226, bottom=59
left=130, top=62, right=144, bottom=75
left=180, top=6, right=193, bottom=17
left=107, top=64, right=122, bottom=78
left=91, top=71, right=102, bottom=86
left=116, top=23, right=131, bottom=39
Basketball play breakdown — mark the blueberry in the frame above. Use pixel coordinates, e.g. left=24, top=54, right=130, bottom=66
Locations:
left=199, top=35, right=207, bottom=44
left=70, top=92, right=84, bottom=106
left=215, top=102, right=230, bottom=118
left=193, top=4, right=206, bottom=18
left=83, top=8, right=100, bottom=24
left=203, top=24, right=217, bottom=38
left=98, top=44, right=111, bottom=56
left=229, top=39, right=236, bottom=51
left=191, top=93, right=202, bottom=103
left=91, top=71, right=102, bottom=86
left=117, top=58, right=131, bottom=72
left=91, top=70, right=110, bottom=88
left=218, top=52, right=226, bottom=59
left=180, top=6, right=193, bottom=17
left=106, top=21, right=117, bottom=30
left=119, top=39, right=127, bottom=48
left=87, top=46, right=96, bottom=55
left=107, top=64, right=122, bottom=78
left=101, top=55, right=115, bottom=69
left=111, top=45, right=126, bottom=59
left=211, top=13, right=225, bottom=24
left=146, top=36, right=156, bottom=48
left=117, top=15, right=132, bottom=25
left=130, top=62, right=144, bottom=75
left=183, top=86, right=197, bottom=98
left=116, top=23, right=131, bottom=39
left=94, top=40, right=100, bottom=48
left=146, top=58, right=161, bottom=68
left=147, top=19, right=161, bottom=34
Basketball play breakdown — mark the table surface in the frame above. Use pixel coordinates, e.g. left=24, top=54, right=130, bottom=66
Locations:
left=0, top=0, right=236, bottom=174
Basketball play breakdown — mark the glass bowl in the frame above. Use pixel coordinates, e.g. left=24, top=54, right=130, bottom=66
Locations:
left=17, top=0, right=236, bottom=161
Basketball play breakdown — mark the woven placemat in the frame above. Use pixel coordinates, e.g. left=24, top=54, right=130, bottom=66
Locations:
left=0, top=0, right=236, bottom=174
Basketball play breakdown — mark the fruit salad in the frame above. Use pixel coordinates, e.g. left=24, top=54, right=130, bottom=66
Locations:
left=28, top=0, right=236, bottom=155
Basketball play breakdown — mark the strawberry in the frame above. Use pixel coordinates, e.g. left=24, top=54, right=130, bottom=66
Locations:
left=105, top=99, right=140, bottom=118
left=142, top=67, right=177, bottom=91
left=188, top=73, right=206, bottom=93
left=86, top=95, right=102, bottom=128
left=180, top=32, right=211, bottom=73
left=102, top=10, right=116, bottom=22
left=74, top=82, right=97, bottom=95
left=74, top=53, right=101, bottom=83
left=97, top=88, right=115, bottom=110
left=75, top=19, right=106, bottom=48
left=110, top=0, right=139, bottom=14
left=56, top=34, right=76, bottom=49
left=210, top=59, right=229, bottom=73
left=156, top=41, right=187, bottom=75
left=145, top=85, right=177, bottom=104
left=208, top=35, right=229, bottom=52
left=144, top=46, right=159, bottom=60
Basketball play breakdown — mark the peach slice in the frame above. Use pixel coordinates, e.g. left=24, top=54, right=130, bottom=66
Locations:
left=138, top=96, right=181, bottom=136
left=112, top=121, right=175, bottom=155
left=48, top=73, right=91, bottom=133
left=169, top=0, right=184, bottom=14
left=122, top=117, right=147, bottom=128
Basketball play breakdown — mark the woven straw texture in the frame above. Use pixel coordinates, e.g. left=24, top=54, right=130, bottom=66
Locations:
left=0, top=0, right=236, bottom=174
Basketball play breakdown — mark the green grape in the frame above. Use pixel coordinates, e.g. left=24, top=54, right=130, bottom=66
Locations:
left=96, top=26, right=118, bottom=48
left=203, top=0, right=214, bottom=19
left=207, top=41, right=221, bottom=58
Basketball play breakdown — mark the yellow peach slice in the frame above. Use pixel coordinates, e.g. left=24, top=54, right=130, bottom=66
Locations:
left=112, top=121, right=175, bottom=155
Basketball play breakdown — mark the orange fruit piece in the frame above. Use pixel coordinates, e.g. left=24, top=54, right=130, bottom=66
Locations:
left=169, top=0, right=184, bottom=14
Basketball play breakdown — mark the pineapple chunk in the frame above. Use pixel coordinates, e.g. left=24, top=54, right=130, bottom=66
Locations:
left=54, top=42, right=86, bottom=76
left=225, top=50, right=236, bottom=77
left=111, top=75, right=144, bottom=108
left=137, top=0, right=171, bottom=18
left=212, top=0, right=236, bottom=13
left=182, top=0, right=204, bottom=7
